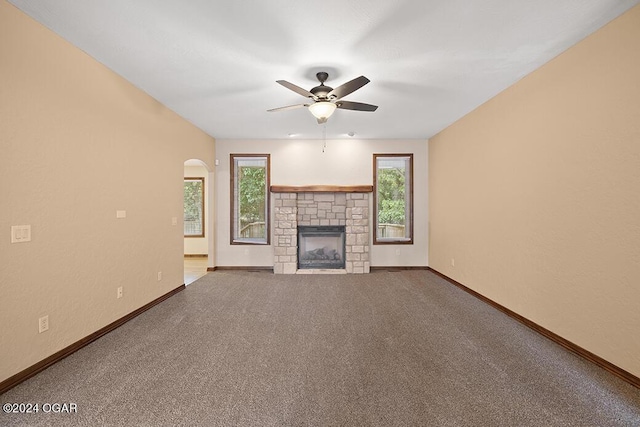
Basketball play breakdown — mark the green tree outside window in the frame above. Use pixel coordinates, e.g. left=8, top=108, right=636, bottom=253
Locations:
left=374, top=154, right=413, bottom=243
left=231, top=155, right=270, bottom=244
left=184, top=177, right=204, bottom=237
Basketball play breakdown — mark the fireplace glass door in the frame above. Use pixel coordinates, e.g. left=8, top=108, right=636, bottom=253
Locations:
left=297, top=226, right=346, bottom=269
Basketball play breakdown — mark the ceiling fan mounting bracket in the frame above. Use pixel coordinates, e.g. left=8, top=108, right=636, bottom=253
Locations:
left=316, top=72, right=329, bottom=84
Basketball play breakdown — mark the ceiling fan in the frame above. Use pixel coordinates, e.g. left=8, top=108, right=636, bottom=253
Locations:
left=268, top=72, right=378, bottom=124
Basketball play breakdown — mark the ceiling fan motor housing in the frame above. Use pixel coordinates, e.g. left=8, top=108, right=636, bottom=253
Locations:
left=311, top=85, right=332, bottom=99
left=310, top=72, right=333, bottom=99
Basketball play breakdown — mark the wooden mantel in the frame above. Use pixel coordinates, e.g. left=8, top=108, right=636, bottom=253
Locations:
left=270, top=185, right=373, bottom=193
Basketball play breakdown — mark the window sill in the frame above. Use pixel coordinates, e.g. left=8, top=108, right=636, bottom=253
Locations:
left=231, top=240, right=270, bottom=245
left=373, top=239, right=413, bottom=245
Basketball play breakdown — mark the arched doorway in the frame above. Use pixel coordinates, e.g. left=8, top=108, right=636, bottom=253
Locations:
left=184, top=159, right=213, bottom=284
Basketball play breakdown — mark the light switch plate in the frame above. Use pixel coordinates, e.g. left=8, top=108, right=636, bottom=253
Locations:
left=11, top=225, right=31, bottom=243
left=116, top=210, right=126, bottom=219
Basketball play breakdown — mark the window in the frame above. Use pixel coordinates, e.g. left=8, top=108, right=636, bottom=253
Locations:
left=184, top=177, right=205, bottom=237
left=373, top=154, right=413, bottom=244
left=231, top=154, right=270, bottom=244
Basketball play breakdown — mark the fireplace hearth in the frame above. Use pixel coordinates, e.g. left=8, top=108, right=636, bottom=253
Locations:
left=298, top=226, right=345, bottom=269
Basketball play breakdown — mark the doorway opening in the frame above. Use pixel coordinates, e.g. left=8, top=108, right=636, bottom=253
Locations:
left=184, top=159, right=212, bottom=284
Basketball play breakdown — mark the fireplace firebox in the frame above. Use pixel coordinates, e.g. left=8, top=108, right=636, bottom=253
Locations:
left=297, top=226, right=346, bottom=269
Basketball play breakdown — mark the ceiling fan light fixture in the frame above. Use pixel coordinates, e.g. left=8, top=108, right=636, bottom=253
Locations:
left=308, top=101, right=337, bottom=121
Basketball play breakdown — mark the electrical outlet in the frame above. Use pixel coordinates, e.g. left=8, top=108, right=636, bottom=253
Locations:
left=395, top=248, right=401, bottom=256
left=117, top=286, right=123, bottom=299
left=38, top=315, right=49, bottom=333
left=157, top=271, right=162, bottom=281
left=451, top=258, right=455, bottom=267
left=171, top=217, right=177, bottom=226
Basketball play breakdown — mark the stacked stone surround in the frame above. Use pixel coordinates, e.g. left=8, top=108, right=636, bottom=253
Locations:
left=273, top=192, right=370, bottom=274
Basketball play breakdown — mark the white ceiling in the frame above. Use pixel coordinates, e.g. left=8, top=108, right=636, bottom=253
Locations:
left=8, top=0, right=639, bottom=140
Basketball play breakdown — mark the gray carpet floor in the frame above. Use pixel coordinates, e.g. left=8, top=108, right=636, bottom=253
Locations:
left=2, top=270, right=639, bottom=426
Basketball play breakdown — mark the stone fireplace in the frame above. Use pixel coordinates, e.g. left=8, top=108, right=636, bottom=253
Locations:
left=272, top=186, right=371, bottom=274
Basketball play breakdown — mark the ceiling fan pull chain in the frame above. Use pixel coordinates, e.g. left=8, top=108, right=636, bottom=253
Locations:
left=322, top=122, right=327, bottom=153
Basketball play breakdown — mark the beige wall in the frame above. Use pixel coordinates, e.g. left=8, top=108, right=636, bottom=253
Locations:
left=214, top=139, right=428, bottom=268
left=429, top=5, right=640, bottom=376
left=0, top=1, right=215, bottom=382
